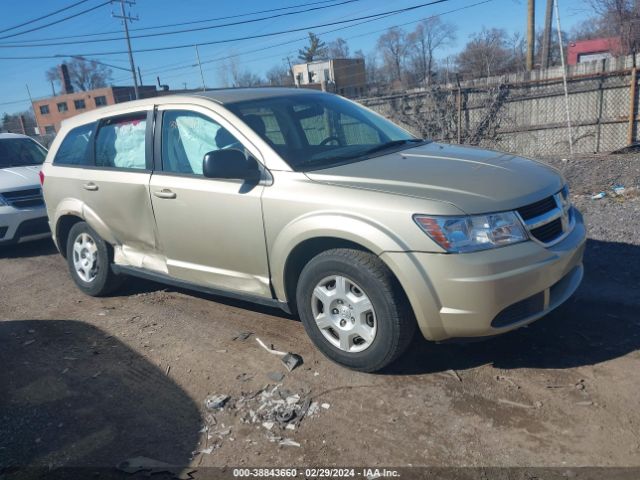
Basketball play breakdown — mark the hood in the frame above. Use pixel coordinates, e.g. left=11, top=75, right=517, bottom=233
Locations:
left=305, top=142, right=564, bottom=214
left=0, top=165, right=42, bottom=192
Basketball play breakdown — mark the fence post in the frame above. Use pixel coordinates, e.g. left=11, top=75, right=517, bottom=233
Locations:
left=457, top=87, right=462, bottom=144
left=628, top=67, right=637, bottom=146
left=595, top=59, right=605, bottom=153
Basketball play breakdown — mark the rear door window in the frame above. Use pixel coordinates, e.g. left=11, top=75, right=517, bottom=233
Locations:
left=95, top=114, right=147, bottom=170
left=53, top=123, right=95, bottom=166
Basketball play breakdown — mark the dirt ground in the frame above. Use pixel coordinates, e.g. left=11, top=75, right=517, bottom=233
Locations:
left=1, top=154, right=639, bottom=477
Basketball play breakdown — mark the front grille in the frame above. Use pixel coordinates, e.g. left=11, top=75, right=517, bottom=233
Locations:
left=517, top=196, right=557, bottom=221
left=516, top=190, right=573, bottom=246
left=530, top=218, right=563, bottom=243
left=492, top=292, right=545, bottom=328
left=1, top=188, right=45, bottom=209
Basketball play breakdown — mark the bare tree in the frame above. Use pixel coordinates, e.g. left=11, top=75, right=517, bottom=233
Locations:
left=407, top=17, right=456, bottom=85
left=266, top=64, right=293, bottom=86
left=587, top=0, right=640, bottom=55
left=508, top=32, right=527, bottom=72
left=377, top=27, right=410, bottom=83
left=219, top=56, right=264, bottom=88
left=456, top=28, right=512, bottom=78
left=298, top=32, right=328, bottom=62
left=327, top=38, right=350, bottom=58
left=45, top=57, right=112, bottom=92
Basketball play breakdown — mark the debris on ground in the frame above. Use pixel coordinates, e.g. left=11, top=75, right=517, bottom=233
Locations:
left=267, top=371, right=285, bottom=382
left=116, top=456, right=195, bottom=479
left=279, top=438, right=301, bottom=447
left=236, top=373, right=254, bottom=382
left=255, top=337, right=287, bottom=356
left=196, top=384, right=326, bottom=454
left=22, top=339, right=35, bottom=346
left=255, top=337, right=304, bottom=372
left=204, top=394, right=230, bottom=410
left=497, top=398, right=537, bottom=409
left=232, top=331, right=254, bottom=341
left=591, top=192, right=606, bottom=200
left=612, top=185, right=625, bottom=196
left=281, top=353, right=303, bottom=372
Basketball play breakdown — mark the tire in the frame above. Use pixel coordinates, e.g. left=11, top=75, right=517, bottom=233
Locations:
left=66, top=222, right=125, bottom=297
left=296, top=248, right=416, bottom=372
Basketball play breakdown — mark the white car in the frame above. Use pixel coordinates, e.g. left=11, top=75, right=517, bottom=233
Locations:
left=0, top=133, right=50, bottom=246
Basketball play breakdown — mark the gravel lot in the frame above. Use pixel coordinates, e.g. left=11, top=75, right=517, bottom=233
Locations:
left=1, top=153, right=639, bottom=477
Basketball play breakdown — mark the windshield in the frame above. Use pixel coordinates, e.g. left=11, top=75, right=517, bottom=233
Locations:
left=0, top=138, right=47, bottom=168
left=225, top=93, right=425, bottom=171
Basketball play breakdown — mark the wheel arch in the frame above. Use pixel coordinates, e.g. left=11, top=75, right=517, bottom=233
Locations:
left=280, top=236, right=413, bottom=319
left=55, top=214, right=84, bottom=258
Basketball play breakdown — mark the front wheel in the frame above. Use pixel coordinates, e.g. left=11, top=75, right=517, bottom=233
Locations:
left=66, top=222, right=125, bottom=297
left=296, top=249, right=415, bottom=372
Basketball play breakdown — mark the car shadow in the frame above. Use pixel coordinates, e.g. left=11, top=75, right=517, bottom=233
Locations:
left=0, top=319, right=201, bottom=478
left=382, top=238, right=640, bottom=375
left=0, top=238, right=57, bottom=259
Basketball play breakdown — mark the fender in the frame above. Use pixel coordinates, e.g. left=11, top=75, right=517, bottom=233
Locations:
left=53, top=198, right=117, bottom=247
left=269, top=210, right=412, bottom=302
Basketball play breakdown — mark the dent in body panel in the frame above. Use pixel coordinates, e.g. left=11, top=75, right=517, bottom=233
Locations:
left=167, top=259, right=271, bottom=296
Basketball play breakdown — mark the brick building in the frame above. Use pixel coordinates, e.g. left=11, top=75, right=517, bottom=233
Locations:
left=32, top=85, right=158, bottom=135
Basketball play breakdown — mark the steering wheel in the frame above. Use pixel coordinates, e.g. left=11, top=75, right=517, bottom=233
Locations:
left=319, top=136, right=341, bottom=146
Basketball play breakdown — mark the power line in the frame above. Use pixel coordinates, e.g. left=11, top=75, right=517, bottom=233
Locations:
left=0, top=1, right=111, bottom=41
left=0, top=0, right=365, bottom=48
left=147, top=0, right=491, bottom=84
left=0, top=0, right=451, bottom=59
left=0, top=0, right=358, bottom=44
left=0, top=0, right=92, bottom=35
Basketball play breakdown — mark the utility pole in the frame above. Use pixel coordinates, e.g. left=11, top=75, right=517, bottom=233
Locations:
left=25, top=84, right=42, bottom=137
left=540, top=0, right=553, bottom=69
left=554, top=0, right=573, bottom=155
left=195, top=45, right=206, bottom=91
left=113, top=0, right=139, bottom=99
left=137, top=66, right=143, bottom=86
left=285, top=56, right=296, bottom=86
left=526, top=0, right=535, bottom=71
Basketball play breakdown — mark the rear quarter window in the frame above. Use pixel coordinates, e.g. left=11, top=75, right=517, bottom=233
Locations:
left=53, top=123, right=95, bottom=166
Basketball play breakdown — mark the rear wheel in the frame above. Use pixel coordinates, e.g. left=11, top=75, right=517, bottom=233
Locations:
left=66, top=222, right=124, bottom=296
left=296, top=248, right=415, bottom=372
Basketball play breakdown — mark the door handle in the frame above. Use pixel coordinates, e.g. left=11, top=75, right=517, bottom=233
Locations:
left=83, top=182, right=98, bottom=191
left=153, top=189, right=176, bottom=199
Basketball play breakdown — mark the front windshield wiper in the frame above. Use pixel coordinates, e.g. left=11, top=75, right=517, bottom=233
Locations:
left=359, top=138, right=426, bottom=156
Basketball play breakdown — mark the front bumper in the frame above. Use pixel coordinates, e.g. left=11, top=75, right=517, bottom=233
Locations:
left=0, top=206, right=50, bottom=246
left=381, top=211, right=587, bottom=341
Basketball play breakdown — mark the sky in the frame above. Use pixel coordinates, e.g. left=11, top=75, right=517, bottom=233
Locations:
left=0, top=0, right=594, bottom=115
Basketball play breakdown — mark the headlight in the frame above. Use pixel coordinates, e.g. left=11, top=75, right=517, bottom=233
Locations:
left=414, top=212, right=528, bottom=253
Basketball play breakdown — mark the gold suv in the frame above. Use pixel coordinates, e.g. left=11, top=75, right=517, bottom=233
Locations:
left=42, top=88, right=586, bottom=371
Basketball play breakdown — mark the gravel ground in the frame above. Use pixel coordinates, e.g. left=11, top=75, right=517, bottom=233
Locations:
left=1, top=153, right=639, bottom=478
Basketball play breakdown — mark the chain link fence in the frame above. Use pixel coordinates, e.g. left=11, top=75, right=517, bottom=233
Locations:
left=360, top=68, right=636, bottom=157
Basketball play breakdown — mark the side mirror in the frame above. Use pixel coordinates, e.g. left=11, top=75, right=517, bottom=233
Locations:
left=202, top=149, right=261, bottom=181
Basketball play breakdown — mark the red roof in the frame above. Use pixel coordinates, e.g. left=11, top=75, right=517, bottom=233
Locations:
left=567, top=37, right=622, bottom=65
